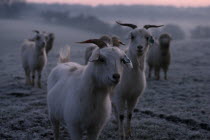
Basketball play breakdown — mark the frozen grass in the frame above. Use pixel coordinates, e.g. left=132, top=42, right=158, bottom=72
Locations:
left=0, top=19, right=210, bottom=140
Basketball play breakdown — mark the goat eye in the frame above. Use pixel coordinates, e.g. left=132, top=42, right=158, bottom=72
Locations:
left=121, top=58, right=125, bottom=63
left=148, top=36, right=154, bottom=44
left=131, top=34, right=135, bottom=40
left=98, top=57, right=105, bottom=63
left=145, top=36, right=149, bottom=41
left=36, top=36, right=40, bottom=40
left=121, top=57, right=131, bottom=64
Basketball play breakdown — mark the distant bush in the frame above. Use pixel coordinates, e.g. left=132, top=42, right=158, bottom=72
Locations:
left=191, top=26, right=210, bottom=39
left=0, top=0, right=26, bottom=18
left=41, top=10, right=127, bottom=38
left=151, top=24, right=185, bottom=40
left=161, top=24, right=185, bottom=40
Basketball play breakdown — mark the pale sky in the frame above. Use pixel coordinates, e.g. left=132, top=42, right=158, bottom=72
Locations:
left=27, top=0, right=210, bottom=7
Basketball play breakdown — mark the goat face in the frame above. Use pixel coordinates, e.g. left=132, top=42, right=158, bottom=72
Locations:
left=42, top=32, right=54, bottom=44
left=89, top=47, right=132, bottom=87
left=34, top=34, right=47, bottom=50
left=129, top=28, right=154, bottom=56
left=159, top=34, right=172, bottom=50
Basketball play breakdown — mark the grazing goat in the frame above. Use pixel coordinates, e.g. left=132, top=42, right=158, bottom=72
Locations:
left=47, top=39, right=133, bottom=140
left=112, top=21, right=163, bottom=140
left=21, top=31, right=47, bottom=88
left=147, top=33, right=172, bottom=80
left=84, top=35, right=125, bottom=64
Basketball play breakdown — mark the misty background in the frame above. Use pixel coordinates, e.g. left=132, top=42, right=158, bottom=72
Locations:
left=1, top=0, right=210, bottom=40
left=1, top=0, right=210, bottom=139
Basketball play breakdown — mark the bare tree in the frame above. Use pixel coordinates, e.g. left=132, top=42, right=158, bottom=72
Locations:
left=0, top=0, right=26, bottom=18
left=0, top=0, right=25, bottom=5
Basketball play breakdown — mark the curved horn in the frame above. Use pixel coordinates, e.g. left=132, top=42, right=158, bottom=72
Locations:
left=144, top=25, right=164, bottom=30
left=77, top=39, right=107, bottom=48
left=32, top=30, right=40, bottom=34
left=116, top=21, right=137, bottom=29
left=119, top=41, right=125, bottom=45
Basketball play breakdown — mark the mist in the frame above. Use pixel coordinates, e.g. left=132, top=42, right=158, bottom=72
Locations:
left=0, top=1, right=210, bottom=140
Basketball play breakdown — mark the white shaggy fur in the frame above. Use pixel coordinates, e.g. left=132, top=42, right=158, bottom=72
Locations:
left=58, top=46, right=70, bottom=63
left=21, top=33, right=47, bottom=88
left=112, top=22, right=162, bottom=139
left=147, top=33, right=172, bottom=80
left=47, top=43, right=132, bottom=140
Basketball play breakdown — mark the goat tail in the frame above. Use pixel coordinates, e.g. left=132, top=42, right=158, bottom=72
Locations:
left=58, top=45, right=71, bottom=63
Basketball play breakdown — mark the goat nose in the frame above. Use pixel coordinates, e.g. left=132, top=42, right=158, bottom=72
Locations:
left=113, top=73, right=120, bottom=80
left=137, top=45, right=143, bottom=50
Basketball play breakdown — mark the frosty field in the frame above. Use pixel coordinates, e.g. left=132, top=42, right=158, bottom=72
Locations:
left=0, top=19, right=210, bottom=140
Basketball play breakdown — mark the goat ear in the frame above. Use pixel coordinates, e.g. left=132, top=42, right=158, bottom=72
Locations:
left=28, top=38, right=35, bottom=41
left=122, top=55, right=133, bottom=69
left=89, top=49, right=100, bottom=62
left=119, top=40, right=125, bottom=46
left=28, top=36, right=36, bottom=41
left=148, top=36, right=154, bottom=44
left=169, top=36, right=173, bottom=41
left=49, top=33, right=54, bottom=38
left=33, top=30, right=40, bottom=34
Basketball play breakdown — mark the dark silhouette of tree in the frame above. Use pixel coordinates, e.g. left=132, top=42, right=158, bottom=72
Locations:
left=41, top=10, right=127, bottom=35
left=0, top=0, right=25, bottom=5
left=0, top=0, right=26, bottom=18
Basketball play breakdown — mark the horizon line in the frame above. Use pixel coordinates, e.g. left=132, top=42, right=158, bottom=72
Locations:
left=26, top=2, right=210, bottom=8
left=26, top=0, right=210, bottom=8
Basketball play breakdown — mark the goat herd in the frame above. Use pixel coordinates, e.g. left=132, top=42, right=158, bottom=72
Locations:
left=20, top=21, right=172, bottom=140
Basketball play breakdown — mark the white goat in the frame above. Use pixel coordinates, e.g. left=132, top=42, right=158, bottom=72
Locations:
left=112, top=21, right=163, bottom=139
left=47, top=39, right=133, bottom=140
left=147, top=33, right=172, bottom=80
left=21, top=31, right=47, bottom=88
left=58, top=45, right=71, bottom=63
left=84, top=35, right=125, bottom=64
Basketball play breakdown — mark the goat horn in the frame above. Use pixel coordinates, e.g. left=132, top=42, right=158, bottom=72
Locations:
left=119, top=40, right=125, bottom=45
left=32, top=30, right=40, bottom=34
left=77, top=39, right=107, bottom=48
left=144, top=25, right=164, bottom=29
left=116, top=21, right=137, bottom=29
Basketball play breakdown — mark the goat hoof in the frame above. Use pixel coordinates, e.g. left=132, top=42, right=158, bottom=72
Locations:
left=120, top=136, right=126, bottom=140
left=126, top=128, right=132, bottom=138
left=25, top=81, right=31, bottom=85
left=38, top=84, right=42, bottom=88
left=156, top=77, right=160, bottom=80
left=37, top=82, right=42, bottom=88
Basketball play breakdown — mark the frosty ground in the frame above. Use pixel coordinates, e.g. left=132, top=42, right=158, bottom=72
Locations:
left=0, top=19, right=210, bottom=140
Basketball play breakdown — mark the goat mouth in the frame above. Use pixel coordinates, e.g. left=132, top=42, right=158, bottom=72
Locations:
left=108, top=77, right=119, bottom=84
left=137, top=50, right=143, bottom=54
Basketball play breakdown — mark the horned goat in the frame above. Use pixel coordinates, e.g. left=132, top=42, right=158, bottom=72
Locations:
left=21, top=31, right=47, bottom=88
left=47, top=39, right=133, bottom=140
left=147, top=33, right=172, bottom=80
left=112, top=21, right=163, bottom=140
